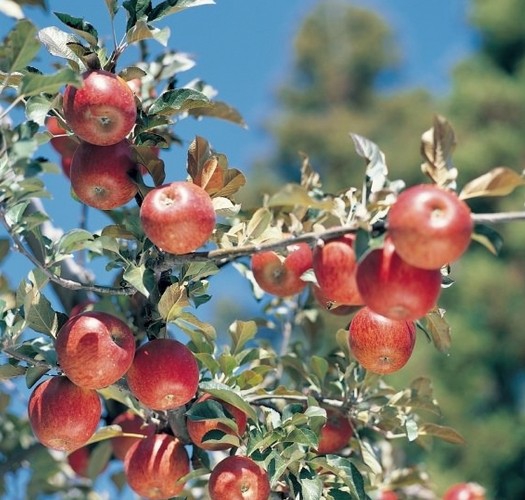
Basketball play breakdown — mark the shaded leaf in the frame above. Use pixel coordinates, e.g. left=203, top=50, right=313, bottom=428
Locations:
left=20, top=68, right=82, bottom=97
left=424, top=307, right=451, bottom=353
left=471, top=223, right=504, bottom=256
left=25, top=94, right=53, bottom=125
left=198, top=381, right=258, bottom=421
left=173, top=311, right=217, bottom=344
left=85, top=425, right=128, bottom=445
left=149, top=88, right=210, bottom=115
left=0, top=363, right=26, bottom=379
left=104, top=0, right=119, bottom=18
left=229, top=320, right=257, bottom=356
left=359, top=439, right=382, bottom=475
left=0, top=19, right=39, bottom=73
left=418, top=423, right=466, bottom=445
left=188, top=100, right=246, bottom=127
left=56, top=228, right=94, bottom=255
left=267, top=184, right=334, bottom=209
left=148, top=0, right=215, bottom=21
left=54, top=12, right=99, bottom=47
left=25, top=365, right=50, bottom=388
left=126, top=19, right=170, bottom=47
left=459, top=166, right=525, bottom=200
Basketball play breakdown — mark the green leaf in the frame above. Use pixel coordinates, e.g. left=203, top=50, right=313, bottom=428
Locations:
left=267, top=184, right=334, bottom=210
left=230, top=320, right=257, bottom=355
left=471, top=223, right=504, bottom=256
left=20, top=68, right=82, bottom=97
left=418, top=423, right=466, bottom=445
left=358, top=439, right=382, bottom=475
left=460, top=166, right=525, bottom=200
left=245, top=208, right=272, bottom=242
left=104, top=0, right=119, bottom=18
left=423, top=307, right=452, bottom=353
left=405, top=417, right=419, bottom=442
left=189, top=100, right=246, bottom=127
left=123, top=0, right=152, bottom=32
left=25, top=365, right=50, bottom=388
left=0, top=19, right=39, bottom=73
left=97, top=385, right=143, bottom=413
left=123, top=263, right=154, bottom=297
left=310, top=355, right=328, bottom=387
left=24, top=94, right=53, bottom=125
left=148, top=0, right=215, bottom=21
left=0, top=363, right=26, bottom=379
left=173, top=311, right=216, bottom=344
left=294, top=468, right=324, bottom=500
left=157, top=283, right=190, bottom=322
left=148, top=88, right=210, bottom=116
left=0, top=239, right=10, bottom=263
left=198, top=381, right=258, bottom=421
left=54, top=12, right=99, bottom=47
left=56, top=228, right=94, bottom=255
left=126, top=19, right=170, bottom=47
left=85, top=441, right=112, bottom=480
left=25, top=291, right=60, bottom=337
left=85, top=425, right=128, bottom=445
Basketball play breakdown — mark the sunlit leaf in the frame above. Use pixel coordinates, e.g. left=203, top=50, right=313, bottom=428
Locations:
left=123, top=264, right=153, bottom=297
left=459, top=166, right=525, bottom=200
left=418, top=423, right=466, bottom=445
left=471, top=223, right=504, bottom=256
left=267, top=184, right=334, bottom=209
left=126, top=19, right=170, bottom=47
left=158, top=283, right=190, bottom=322
left=20, top=68, right=82, bottom=97
left=198, top=381, right=258, bottom=421
left=424, top=307, right=451, bottom=353
left=149, top=88, right=210, bottom=115
left=189, top=100, right=246, bottom=127
left=148, top=0, right=215, bottom=21
left=0, top=19, right=39, bottom=73
left=350, top=132, right=388, bottom=193
left=230, top=320, right=257, bottom=355
left=37, top=26, right=85, bottom=68
left=104, top=0, right=119, bottom=18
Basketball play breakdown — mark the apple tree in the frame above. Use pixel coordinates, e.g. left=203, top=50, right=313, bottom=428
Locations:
left=1, top=1, right=524, bottom=498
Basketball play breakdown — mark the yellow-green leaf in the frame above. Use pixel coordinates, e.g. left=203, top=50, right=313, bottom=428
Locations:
left=459, top=166, right=525, bottom=200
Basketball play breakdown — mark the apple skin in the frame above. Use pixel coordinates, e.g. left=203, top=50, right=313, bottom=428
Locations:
left=126, top=338, right=200, bottom=411
left=63, top=70, right=137, bottom=146
left=186, top=393, right=248, bottom=451
left=209, top=455, right=271, bottom=500
left=251, top=242, right=313, bottom=297
left=67, top=445, right=90, bottom=477
left=70, top=139, right=138, bottom=210
left=316, top=408, right=353, bottom=454
left=378, top=491, right=399, bottom=500
left=55, top=311, right=136, bottom=390
left=356, top=238, right=442, bottom=321
left=311, top=284, right=355, bottom=315
left=443, top=482, right=486, bottom=500
left=348, top=306, right=416, bottom=374
left=124, top=433, right=190, bottom=500
left=139, top=181, right=216, bottom=255
left=110, top=410, right=156, bottom=461
left=313, top=235, right=363, bottom=306
left=28, top=376, right=101, bottom=452
left=46, top=116, right=78, bottom=158
left=387, top=184, right=473, bottom=270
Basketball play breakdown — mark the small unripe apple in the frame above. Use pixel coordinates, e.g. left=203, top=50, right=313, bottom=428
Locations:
left=139, top=181, right=216, bottom=254
left=70, top=139, right=138, bottom=210
left=126, top=338, right=200, bottom=411
left=209, top=455, right=271, bottom=500
left=124, top=433, right=190, bottom=499
left=63, top=69, right=137, bottom=146
left=251, top=242, right=313, bottom=297
left=443, top=482, right=486, bottom=500
left=186, top=393, right=248, bottom=451
left=55, top=311, right=136, bottom=390
left=387, top=184, right=473, bottom=270
left=28, top=376, right=101, bottom=452
left=110, top=410, right=156, bottom=461
left=313, top=234, right=363, bottom=306
left=356, top=238, right=442, bottom=321
left=316, top=408, right=353, bottom=454
left=349, top=307, right=416, bottom=374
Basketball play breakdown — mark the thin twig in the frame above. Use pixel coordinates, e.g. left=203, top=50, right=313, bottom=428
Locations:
left=472, top=211, right=525, bottom=224
left=2, top=346, right=54, bottom=370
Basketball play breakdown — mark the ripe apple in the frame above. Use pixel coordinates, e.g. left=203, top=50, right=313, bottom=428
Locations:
left=348, top=306, right=416, bottom=374
left=251, top=242, right=313, bottom=297
left=126, top=338, right=200, bottom=411
left=69, top=299, right=97, bottom=317
left=311, top=284, right=355, bottom=315
left=46, top=115, right=78, bottom=158
left=209, top=455, right=271, bottom=500
left=186, top=393, right=248, bottom=451
left=124, top=433, right=190, bottom=499
left=313, top=234, right=363, bottom=306
left=55, top=311, right=135, bottom=390
left=63, top=69, right=137, bottom=146
left=387, top=184, right=473, bottom=270
left=111, top=410, right=156, bottom=461
left=70, top=139, right=138, bottom=210
left=443, top=482, right=486, bottom=500
left=139, top=181, right=216, bottom=254
left=61, top=155, right=73, bottom=178
left=316, top=408, right=353, bottom=454
left=378, top=490, right=399, bottom=500
left=28, top=376, right=101, bottom=452
left=356, top=238, right=442, bottom=321
left=67, top=445, right=108, bottom=478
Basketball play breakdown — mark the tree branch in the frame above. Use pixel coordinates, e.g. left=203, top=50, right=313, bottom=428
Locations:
left=472, top=211, right=525, bottom=224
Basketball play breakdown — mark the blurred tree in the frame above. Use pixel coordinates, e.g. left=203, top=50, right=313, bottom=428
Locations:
left=258, top=0, right=525, bottom=498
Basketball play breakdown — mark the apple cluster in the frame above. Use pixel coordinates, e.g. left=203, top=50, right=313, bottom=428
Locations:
left=47, top=70, right=217, bottom=255
left=252, top=183, right=473, bottom=374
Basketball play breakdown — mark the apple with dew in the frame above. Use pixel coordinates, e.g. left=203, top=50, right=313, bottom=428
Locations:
left=443, top=482, right=486, bottom=500
left=70, top=139, right=138, bottom=210
left=316, top=408, right=353, bottom=454
left=126, top=338, right=200, bottom=411
left=356, top=238, right=442, bottom=321
left=28, top=376, right=101, bottom=452
left=186, top=393, right=248, bottom=451
left=139, top=181, right=216, bottom=255
left=349, top=306, right=416, bottom=374
left=63, top=69, right=137, bottom=146
left=313, top=234, right=363, bottom=306
left=251, top=242, right=313, bottom=297
left=55, top=311, right=135, bottom=390
left=124, top=433, right=190, bottom=500
left=209, top=455, right=271, bottom=500
left=111, top=410, right=156, bottom=461
left=387, top=184, right=473, bottom=270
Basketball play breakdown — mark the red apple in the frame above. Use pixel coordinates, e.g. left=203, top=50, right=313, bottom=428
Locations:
left=46, top=115, right=78, bottom=158
left=124, top=433, right=190, bottom=499
left=126, top=338, right=200, bottom=411
left=67, top=445, right=108, bottom=478
left=316, top=408, right=353, bottom=454
left=378, top=490, right=399, bottom=500
left=387, top=184, right=473, bottom=270
left=443, top=482, right=486, bottom=500
left=28, top=376, right=101, bottom=452
left=313, top=234, right=363, bottom=306
left=356, top=238, right=442, bottom=321
left=311, top=284, right=356, bottom=316
left=348, top=307, right=416, bottom=374
left=111, top=410, right=156, bottom=461
left=139, top=181, right=216, bottom=254
left=55, top=311, right=135, bottom=389
left=251, top=242, right=313, bottom=297
left=61, top=155, right=73, bottom=178
left=69, top=299, right=97, bottom=317
left=186, top=393, right=248, bottom=451
left=209, top=455, right=271, bottom=500
left=70, top=139, right=138, bottom=210
left=63, top=69, right=137, bottom=146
